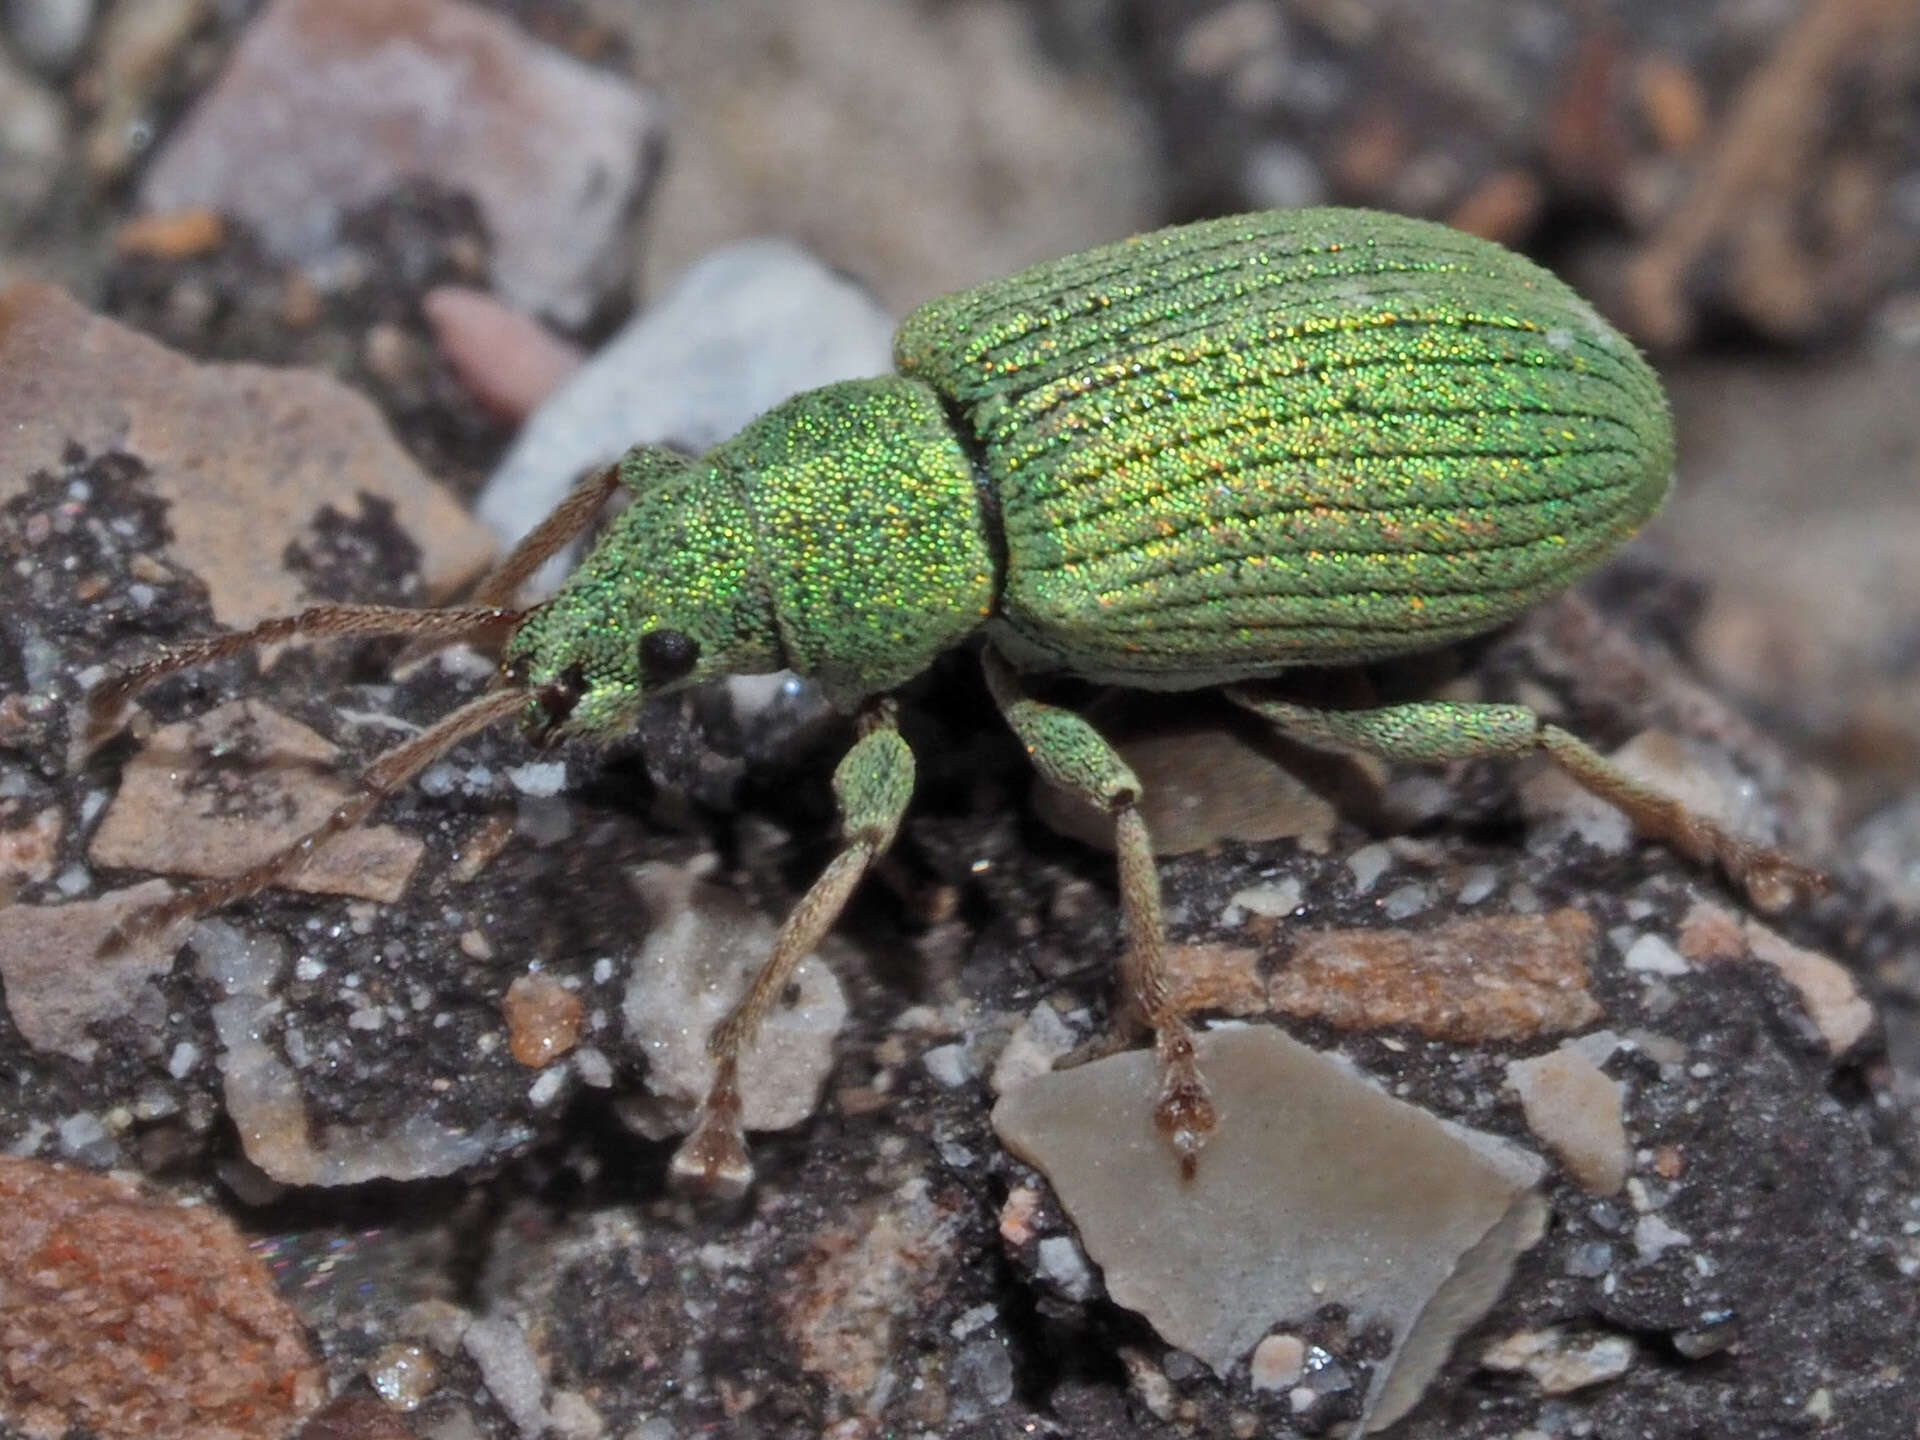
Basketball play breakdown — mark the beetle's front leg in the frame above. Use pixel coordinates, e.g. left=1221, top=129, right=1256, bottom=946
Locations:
left=671, top=701, right=915, bottom=1200
left=983, top=649, right=1217, bottom=1177
left=1227, top=693, right=1823, bottom=911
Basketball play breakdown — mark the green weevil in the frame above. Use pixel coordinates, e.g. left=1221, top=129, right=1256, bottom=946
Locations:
left=87, top=207, right=1817, bottom=1198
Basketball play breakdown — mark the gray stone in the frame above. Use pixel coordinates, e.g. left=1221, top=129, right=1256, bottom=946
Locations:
left=993, top=1025, right=1547, bottom=1432
left=0, top=39, right=64, bottom=234
left=5, top=0, right=94, bottom=72
left=618, top=861, right=846, bottom=1139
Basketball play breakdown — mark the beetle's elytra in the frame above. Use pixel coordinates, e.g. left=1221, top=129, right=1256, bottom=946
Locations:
left=88, top=208, right=1817, bottom=1198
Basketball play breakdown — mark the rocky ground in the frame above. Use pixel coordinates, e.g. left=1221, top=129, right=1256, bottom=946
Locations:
left=3, top=2, right=1920, bottom=1439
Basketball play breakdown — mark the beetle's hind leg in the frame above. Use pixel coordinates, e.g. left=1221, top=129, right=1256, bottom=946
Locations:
left=671, top=701, right=917, bottom=1201
left=1226, top=693, right=1823, bottom=911
left=983, top=650, right=1217, bottom=1177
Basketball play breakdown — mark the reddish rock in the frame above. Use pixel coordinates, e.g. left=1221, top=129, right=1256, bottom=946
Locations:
left=0, top=1154, right=324, bottom=1440
left=1271, top=909, right=1603, bottom=1043
left=423, top=286, right=583, bottom=423
left=1167, top=910, right=1603, bottom=1042
left=781, top=1182, right=965, bottom=1403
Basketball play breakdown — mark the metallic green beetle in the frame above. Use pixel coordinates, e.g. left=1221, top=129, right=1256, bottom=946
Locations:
left=90, top=208, right=1816, bottom=1197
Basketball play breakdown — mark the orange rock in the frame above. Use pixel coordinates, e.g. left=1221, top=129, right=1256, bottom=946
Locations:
left=0, top=1155, right=324, bottom=1440
left=503, top=972, right=584, bottom=1068
left=1634, top=55, right=1708, bottom=153
left=1164, top=942, right=1266, bottom=1016
left=113, top=207, right=227, bottom=259
left=1270, top=909, right=1602, bottom=1043
left=1447, top=169, right=1544, bottom=246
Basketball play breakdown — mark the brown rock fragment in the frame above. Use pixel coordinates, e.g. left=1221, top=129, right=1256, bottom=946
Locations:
left=1446, top=169, right=1544, bottom=246
left=1270, top=910, right=1602, bottom=1043
left=112, top=207, right=226, bottom=260
left=502, top=972, right=584, bottom=1068
left=0, top=1154, right=325, bottom=1440
left=89, top=700, right=423, bottom=904
left=1634, top=56, right=1709, bottom=153
left=0, top=805, right=62, bottom=886
left=0, top=285, right=494, bottom=631
left=1163, top=942, right=1265, bottom=1016
left=0, top=880, right=189, bottom=1062
left=293, top=1391, right=417, bottom=1440
left=1506, top=1041, right=1629, bottom=1195
left=1166, top=911, right=1603, bottom=1042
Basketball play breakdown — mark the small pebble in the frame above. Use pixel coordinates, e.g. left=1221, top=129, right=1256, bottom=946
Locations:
left=367, top=1342, right=438, bottom=1411
left=1346, top=842, right=1393, bottom=894
left=1624, top=933, right=1689, bottom=976
left=1250, top=1332, right=1306, bottom=1391
left=1036, top=1234, right=1097, bottom=1300
left=502, top=973, right=583, bottom=1068
left=923, top=1042, right=977, bottom=1088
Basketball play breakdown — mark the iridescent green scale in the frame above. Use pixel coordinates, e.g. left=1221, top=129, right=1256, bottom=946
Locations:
left=895, top=208, right=1674, bottom=686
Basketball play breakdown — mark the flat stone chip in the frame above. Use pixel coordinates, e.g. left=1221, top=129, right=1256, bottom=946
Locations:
left=993, top=1024, right=1548, bottom=1434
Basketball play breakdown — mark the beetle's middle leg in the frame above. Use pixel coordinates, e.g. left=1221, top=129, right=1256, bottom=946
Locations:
left=1226, top=693, right=1823, bottom=909
left=983, top=650, right=1217, bottom=1176
left=670, top=700, right=915, bottom=1200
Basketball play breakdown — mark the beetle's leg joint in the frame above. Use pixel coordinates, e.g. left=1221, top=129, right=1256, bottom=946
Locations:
left=986, top=648, right=1217, bottom=1177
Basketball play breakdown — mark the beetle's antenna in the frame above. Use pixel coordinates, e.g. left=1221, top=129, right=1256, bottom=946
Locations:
left=99, top=681, right=531, bottom=957
left=470, top=463, right=622, bottom=609
left=390, top=464, right=622, bottom=670
left=84, top=603, right=524, bottom=752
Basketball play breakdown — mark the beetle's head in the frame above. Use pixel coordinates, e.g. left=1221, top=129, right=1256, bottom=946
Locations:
left=499, top=449, right=782, bottom=746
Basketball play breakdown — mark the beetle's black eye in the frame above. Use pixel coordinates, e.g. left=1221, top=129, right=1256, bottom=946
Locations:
left=638, top=628, right=700, bottom=684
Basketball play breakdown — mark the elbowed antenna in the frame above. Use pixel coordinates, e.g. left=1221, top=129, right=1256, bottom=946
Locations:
left=84, top=598, right=534, bottom=957
left=98, top=681, right=530, bottom=957
left=83, top=602, right=525, bottom=752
